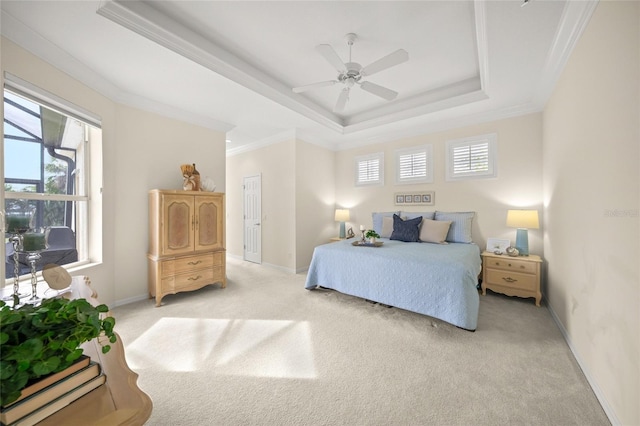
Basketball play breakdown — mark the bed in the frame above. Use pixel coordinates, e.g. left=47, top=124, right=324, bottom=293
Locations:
left=304, top=211, right=482, bottom=330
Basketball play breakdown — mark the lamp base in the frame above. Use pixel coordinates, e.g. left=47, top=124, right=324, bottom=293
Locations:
left=339, top=222, right=346, bottom=239
left=514, top=228, right=529, bottom=256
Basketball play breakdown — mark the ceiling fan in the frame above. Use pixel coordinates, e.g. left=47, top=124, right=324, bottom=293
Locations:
left=292, top=33, right=409, bottom=113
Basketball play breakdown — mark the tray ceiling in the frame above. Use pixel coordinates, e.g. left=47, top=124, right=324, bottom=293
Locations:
left=0, top=1, right=597, bottom=151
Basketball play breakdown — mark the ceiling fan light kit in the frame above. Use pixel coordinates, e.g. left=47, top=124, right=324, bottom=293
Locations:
left=293, top=33, right=409, bottom=113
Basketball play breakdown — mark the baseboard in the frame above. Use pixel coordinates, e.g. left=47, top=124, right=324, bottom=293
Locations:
left=227, top=253, right=304, bottom=274
left=227, top=253, right=244, bottom=261
left=261, top=262, right=296, bottom=274
left=113, top=293, right=150, bottom=307
left=546, top=302, right=619, bottom=426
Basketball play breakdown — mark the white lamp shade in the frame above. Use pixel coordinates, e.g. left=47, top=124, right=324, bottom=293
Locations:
left=506, top=210, right=539, bottom=229
left=334, top=209, right=350, bottom=222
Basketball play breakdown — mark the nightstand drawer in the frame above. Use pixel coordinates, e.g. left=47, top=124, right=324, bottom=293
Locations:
left=485, top=257, right=536, bottom=274
left=486, top=269, right=536, bottom=291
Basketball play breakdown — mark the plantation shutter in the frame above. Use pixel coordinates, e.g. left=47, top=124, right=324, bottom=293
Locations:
left=358, top=158, right=380, bottom=182
left=452, top=141, right=489, bottom=175
left=446, top=134, right=496, bottom=181
left=355, top=152, right=384, bottom=186
left=395, top=145, right=432, bottom=184
left=399, top=152, right=427, bottom=179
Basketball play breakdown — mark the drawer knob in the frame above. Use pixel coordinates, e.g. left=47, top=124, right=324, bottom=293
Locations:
left=188, top=275, right=202, bottom=281
left=188, top=260, right=202, bottom=265
left=502, top=277, right=517, bottom=283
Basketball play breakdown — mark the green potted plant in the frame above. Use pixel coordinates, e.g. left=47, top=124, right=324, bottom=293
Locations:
left=0, top=297, right=116, bottom=406
left=365, top=229, right=380, bottom=243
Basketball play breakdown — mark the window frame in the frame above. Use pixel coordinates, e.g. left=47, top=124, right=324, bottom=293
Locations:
left=354, top=152, right=384, bottom=187
left=395, top=145, right=433, bottom=185
left=3, top=75, right=100, bottom=281
left=445, top=133, right=497, bottom=181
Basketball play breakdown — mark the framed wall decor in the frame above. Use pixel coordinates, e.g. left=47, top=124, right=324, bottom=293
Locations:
left=394, top=191, right=435, bottom=206
left=486, top=238, right=510, bottom=253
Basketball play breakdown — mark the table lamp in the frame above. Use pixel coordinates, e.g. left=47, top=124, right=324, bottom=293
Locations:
left=335, top=209, right=350, bottom=239
left=506, top=209, right=539, bottom=256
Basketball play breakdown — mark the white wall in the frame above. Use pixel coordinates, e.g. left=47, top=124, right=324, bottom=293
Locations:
left=335, top=113, right=544, bottom=255
left=295, top=140, right=335, bottom=271
left=113, top=104, right=226, bottom=302
left=542, top=2, right=639, bottom=424
left=226, top=139, right=335, bottom=272
left=226, top=140, right=297, bottom=271
left=1, top=37, right=227, bottom=306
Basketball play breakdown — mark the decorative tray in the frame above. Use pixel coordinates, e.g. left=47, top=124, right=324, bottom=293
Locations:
left=352, top=241, right=384, bottom=247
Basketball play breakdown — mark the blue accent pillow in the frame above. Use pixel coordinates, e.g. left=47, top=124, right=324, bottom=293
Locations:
left=390, top=214, right=422, bottom=242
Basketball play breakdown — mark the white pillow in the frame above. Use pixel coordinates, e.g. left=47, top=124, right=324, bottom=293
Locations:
left=381, top=216, right=394, bottom=238
left=372, top=211, right=399, bottom=235
left=419, top=219, right=451, bottom=244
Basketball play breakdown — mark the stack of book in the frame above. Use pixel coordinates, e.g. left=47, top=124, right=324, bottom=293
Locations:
left=0, top=356, right=106, bottom=426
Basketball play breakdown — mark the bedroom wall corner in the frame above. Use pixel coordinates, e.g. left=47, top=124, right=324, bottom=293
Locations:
left=542, top=1, right=640, bottom=424
left=294, top=139, right=336, bottom=272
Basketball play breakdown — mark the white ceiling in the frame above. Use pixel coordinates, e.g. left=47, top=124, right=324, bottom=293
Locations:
left=0, top=1, right=596, bottom=153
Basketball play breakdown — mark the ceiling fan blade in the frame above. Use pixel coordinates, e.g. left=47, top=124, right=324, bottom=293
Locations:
left=316, top=44, right=347, bottom=73
left=334, top=88, right=350, bottom=112
left=359, top=81, right=398, bottom=101
left=292, top=80, right=337, bottom=93
left=361, top=49, right=409, bottom=77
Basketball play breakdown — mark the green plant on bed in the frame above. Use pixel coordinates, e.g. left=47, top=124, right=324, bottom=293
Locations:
left=365, top=230, right=380, bottom=239
left=0, top=297, right=116, bottom=406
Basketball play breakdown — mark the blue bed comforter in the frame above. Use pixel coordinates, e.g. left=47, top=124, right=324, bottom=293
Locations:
left=305, top=239, right=482, bottom=330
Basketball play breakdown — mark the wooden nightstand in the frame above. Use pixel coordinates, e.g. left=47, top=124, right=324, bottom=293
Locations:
left=329, top=237, right=344, bottom=243
left=481, top=251, right=542, bottom=306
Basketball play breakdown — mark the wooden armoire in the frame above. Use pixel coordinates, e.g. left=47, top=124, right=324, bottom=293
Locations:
left=147, top=189, right=226, bottom=306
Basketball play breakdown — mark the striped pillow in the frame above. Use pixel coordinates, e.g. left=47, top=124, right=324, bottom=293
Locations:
left=434, top=211, right=475, bottom=243
left=400, top=211, right=435, bottom=221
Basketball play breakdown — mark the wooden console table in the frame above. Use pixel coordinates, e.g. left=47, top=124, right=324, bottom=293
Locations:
left=37, top=277, right=153, bottom=425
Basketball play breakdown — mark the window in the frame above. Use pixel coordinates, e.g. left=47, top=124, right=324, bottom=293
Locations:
left=3, top=76, right=101, bottom=280
left=446, top=133, right=497, bottom=181
left=396, top=145, right=433, bottom=184
left=355, top=152, right=384, bottom=186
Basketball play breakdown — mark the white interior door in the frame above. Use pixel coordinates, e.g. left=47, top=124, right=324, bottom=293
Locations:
left=243, top=175, right=261, bottom=264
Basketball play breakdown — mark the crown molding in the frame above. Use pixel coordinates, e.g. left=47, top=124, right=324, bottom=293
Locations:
left=97, top=0, right=343, bottom=134
left=229, top=100, right=542, bottom=156
left=117, top=91, right=234, bottom=133
left=334, top=101, right=543, bottom=152
left=474, top=0, right=490, bottom=92
left=226, top=129, right=297, bottom=157
left=96, top=0, right=492, bottom=137
left=1, top=9, right=233, bottom=133
left=532, top=0, right=598, bottom=108
left=344, top=78, right=486, bottom=133
left=1, top=11, right=121, bottom=102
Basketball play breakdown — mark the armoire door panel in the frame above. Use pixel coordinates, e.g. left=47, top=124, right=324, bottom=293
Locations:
left=163, top=195, right=194, bottom=256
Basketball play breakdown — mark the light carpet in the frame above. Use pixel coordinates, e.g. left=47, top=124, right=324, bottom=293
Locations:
left=112, top=257, right=609, bottom=426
